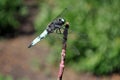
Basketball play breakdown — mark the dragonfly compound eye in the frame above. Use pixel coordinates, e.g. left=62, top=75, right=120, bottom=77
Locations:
left=59, top=18, right=65, bottom=24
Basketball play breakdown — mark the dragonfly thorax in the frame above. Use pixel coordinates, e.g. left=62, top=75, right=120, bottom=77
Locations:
left=46, top=18, right=66, bottom=33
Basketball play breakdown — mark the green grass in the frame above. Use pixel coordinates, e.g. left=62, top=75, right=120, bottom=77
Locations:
left=0, top=74, right=13, bottom=80
left=0, top=0, right=27, bottom=37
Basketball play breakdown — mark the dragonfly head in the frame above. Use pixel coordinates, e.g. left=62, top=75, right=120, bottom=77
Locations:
left=58, top=18, right=65, bottom=25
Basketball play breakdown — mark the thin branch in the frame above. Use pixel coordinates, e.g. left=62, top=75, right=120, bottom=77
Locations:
left=57, top=22, right=69, bottom=80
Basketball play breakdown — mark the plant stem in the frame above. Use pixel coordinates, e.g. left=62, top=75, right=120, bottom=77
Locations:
left=57, top=22, right=69, bottom=80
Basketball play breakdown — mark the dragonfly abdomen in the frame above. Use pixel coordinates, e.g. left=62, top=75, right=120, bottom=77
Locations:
left=28, top=30, right=48, bottom=48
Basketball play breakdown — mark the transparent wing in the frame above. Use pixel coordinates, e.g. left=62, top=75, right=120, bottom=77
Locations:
left=54, top=8, right=68, bottom=20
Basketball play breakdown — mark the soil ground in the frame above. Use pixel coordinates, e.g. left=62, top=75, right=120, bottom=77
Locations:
left=0, top=35, right=120, bottom=80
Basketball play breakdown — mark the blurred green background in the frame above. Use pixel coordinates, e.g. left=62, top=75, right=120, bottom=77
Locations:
left=0, top=0, right=120, bottom=79
left=36, top=0, right=120, bottom=75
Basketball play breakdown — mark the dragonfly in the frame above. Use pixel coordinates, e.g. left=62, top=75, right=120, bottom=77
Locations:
left=28, top=8, right=67, bottom=48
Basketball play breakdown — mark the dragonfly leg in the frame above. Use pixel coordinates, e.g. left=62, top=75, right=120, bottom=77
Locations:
left=56, top=28, right=62, bottom=34
left=56, top=29, right=58, bottom=33
left=58, top=28, right=62, bottom=34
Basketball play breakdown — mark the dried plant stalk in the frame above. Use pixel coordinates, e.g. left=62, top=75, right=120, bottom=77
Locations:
left=57, top=22, right=69, bottom=80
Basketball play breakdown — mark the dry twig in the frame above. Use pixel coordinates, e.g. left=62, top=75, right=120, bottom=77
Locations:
left=57, top=22, right=69, bottom=80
